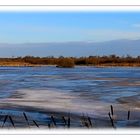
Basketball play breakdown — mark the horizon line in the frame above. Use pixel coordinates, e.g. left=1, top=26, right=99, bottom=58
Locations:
left=0, top=38, right=140, bottom=44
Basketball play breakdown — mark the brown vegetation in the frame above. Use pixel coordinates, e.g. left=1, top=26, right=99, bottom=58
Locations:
left=0, top=55, right=140, bottom=67
left=56, top=57, right=75, bottom=68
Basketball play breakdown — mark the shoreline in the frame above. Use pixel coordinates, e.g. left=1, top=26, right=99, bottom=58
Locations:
left=0, top=64, right=139, bottom=68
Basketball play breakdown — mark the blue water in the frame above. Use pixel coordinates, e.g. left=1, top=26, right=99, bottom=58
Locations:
left=0, top=66, right=140, bottom=123
left=0, top=66, right=139, bottom=98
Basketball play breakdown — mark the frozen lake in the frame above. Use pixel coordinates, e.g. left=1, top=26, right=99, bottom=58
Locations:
left=0, top=66, right=140, bottom=128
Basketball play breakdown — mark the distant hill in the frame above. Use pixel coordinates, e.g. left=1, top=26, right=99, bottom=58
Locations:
left=0, top=39, right=140, bottom=57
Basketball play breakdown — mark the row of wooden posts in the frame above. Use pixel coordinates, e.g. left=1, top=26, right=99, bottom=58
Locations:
left=1, top=112, right=39, bottom=128
left=108, top=105, right=131, bottom=128
left=0, top=105, right=131, bottom=128
left=0, top=112, right=93, bottom=128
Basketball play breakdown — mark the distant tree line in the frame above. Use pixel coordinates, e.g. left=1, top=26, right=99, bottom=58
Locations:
left=0, top=55, right=140, bottom=67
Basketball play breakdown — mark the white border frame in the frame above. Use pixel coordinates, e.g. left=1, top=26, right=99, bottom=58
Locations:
left=0, top=3, right=139, bottom=137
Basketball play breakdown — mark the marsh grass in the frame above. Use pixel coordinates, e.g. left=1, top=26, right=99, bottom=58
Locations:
left=110, top=105, right=114, bottom=116
left=1, top=55, right=140, bottom=67
left=80, top=114, right=93, bottom=128
left=50, top=115, right=56, bottom=127
left=2, top=115, right=8, bottom=128
left=62, top=116, right=67, bottom=126
left=127, top=110, right=130, bottom=120
left=87, top=116, right=93, bottom=128
left=23, top=112, right=30, bottom=128
left=0, top=106, right=138, bottom=128
left=67, top=115, right=70, bottom=128
left=108, top=112, right=115, bottom=128
left=9, top=116, right=15, bottom=128
left=33, top=120, right=39, bottom=128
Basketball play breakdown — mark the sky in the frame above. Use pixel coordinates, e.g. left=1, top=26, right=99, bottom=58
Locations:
left=1, top=12, right=140, bottom=43
left=0, top=12, right=140, bottom=57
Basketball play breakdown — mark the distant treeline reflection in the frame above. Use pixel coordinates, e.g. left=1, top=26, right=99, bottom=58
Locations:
left=1, top=55, right=140, bottom=67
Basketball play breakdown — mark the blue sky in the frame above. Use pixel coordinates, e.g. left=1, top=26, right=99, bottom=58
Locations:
left=1, top=12, right=140, bottom=43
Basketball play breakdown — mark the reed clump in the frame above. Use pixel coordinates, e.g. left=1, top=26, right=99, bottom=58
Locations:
left=56, top=58, right=75, bottom=68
